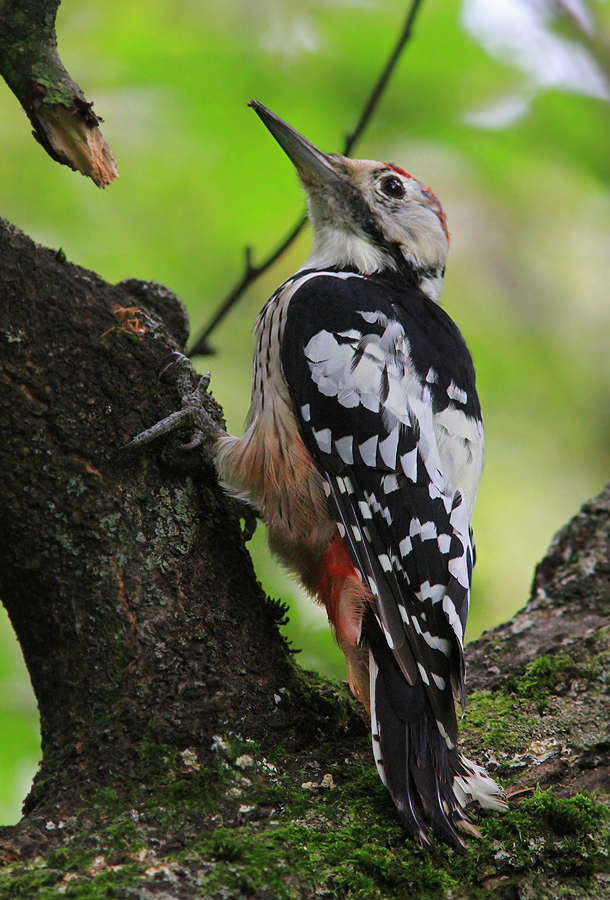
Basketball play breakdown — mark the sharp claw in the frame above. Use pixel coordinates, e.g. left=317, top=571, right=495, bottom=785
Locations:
left=181, top=432, right=206, bottom=451
left=158, top=351, right=189, bottom=381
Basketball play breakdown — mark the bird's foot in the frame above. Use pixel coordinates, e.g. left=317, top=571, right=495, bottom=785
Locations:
left=123, top=352, right=225, bottom=452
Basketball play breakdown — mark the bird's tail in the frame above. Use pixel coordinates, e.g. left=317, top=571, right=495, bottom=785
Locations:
left=365, top=615, right=506, bottom=849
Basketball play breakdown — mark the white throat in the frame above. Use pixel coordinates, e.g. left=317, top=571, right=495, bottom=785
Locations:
left=301, top=226, right=445, bottom=304
left=302, top=226, right=395, bottom=276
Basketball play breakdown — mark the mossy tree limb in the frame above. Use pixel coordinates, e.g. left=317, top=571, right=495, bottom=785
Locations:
left=0, top=215, right=609, bottom=898
left=0, top=0, right=117, bottom=186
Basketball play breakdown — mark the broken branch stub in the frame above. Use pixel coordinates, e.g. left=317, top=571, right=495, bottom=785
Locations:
left=0, top=0, right=118, bottom=187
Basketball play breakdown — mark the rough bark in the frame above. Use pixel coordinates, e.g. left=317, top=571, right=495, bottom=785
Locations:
left=0, top=216, right=608, bottom=898
left=0, top=0, right=117, bottom=186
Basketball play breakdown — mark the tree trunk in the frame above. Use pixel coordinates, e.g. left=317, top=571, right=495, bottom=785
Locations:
left=0, top=216, right=608, bottom=899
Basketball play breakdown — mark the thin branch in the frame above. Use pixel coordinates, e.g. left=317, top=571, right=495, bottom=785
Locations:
left=189, top=217, right=307, bottom=356
left=188, top=0, right=425, bottom=357
left=343, top=0, right=424, bottom=156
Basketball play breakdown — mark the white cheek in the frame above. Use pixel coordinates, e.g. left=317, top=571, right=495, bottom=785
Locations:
left=370, top=202, right=448, bottom=272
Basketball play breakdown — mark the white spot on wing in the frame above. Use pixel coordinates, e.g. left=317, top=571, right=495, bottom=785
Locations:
left=443, top=596, right=464, bottom=647
left=304, top=329, right=339, bottom=365
left=378, top=429, right=399, bottom=468
left=335, top=435, right=354, bottom=464
left=448, top=552, right=469, bottom=589
left=423, top=630, right=451, bottom=655
left=417, top=663, right=430, bottom=686
left=358, top=501, right=372, bottom=519
left=436, top=719, right=455, bottom=750
left=438, top=533, right=451, bottom=554
left=382, top=474, right=399, bottom=493
left=313, top=427, right=332, bottom=454
left=420, top=521, right=438, bottom=541
left=378, top=553, right=392, bottom=572
left=432, top=672, right=446, bottom=690
left=409, top=518, right=421, bottom=537
left=359, top=435, right=378, bottom=467
left=399, top=535, right=412, bottom=557
left=447, top=380, right=468, bottom=404
left=400, top=448, right=418, bottom=482
left=417, top=663, right=430, bottom=685
left=417, top=581, right=446, bottom=606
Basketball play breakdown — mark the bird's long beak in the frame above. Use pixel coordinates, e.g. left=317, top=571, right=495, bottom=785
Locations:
left=249, top=100, right=345, bottom=189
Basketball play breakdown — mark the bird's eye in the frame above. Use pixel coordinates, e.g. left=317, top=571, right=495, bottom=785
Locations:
left=379, top=176, right=405, bottom=199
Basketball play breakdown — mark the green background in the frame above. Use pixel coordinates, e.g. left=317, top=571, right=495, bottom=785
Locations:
left=1, top=0, right=609, bottom=824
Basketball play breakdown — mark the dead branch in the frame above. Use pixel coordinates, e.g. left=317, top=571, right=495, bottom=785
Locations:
left=0, top=0, right=118, bottom=187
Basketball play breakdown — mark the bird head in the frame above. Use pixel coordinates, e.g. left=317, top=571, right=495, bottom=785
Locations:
left=249, top=100, right=449, bottom=302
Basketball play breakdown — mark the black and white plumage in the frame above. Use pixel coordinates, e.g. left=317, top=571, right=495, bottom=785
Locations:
left=278, top=267, right=495, bottom=842
left=214, top=102, right=506, bottom=847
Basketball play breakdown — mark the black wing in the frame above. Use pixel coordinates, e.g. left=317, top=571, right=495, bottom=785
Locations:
left=280, top=270, right=483, bottom=744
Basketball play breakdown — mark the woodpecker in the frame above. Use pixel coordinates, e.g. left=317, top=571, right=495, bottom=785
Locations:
left=128, top=101, right=506, bottom=848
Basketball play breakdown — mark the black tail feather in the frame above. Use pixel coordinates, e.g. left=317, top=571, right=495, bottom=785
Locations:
left=364, top=611, right=505, bottom=849
left=372, top=656, right=431, bottom=842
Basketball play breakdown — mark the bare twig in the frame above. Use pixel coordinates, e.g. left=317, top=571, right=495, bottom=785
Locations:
left=189, top=219, right=307, bottom=356
left=189, top=0, right=425, bottom=357
left=343, top=0, right=424, bottom=156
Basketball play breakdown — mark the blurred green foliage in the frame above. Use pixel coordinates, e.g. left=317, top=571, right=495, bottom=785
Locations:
left=1, top=0, right=609, bottom=824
